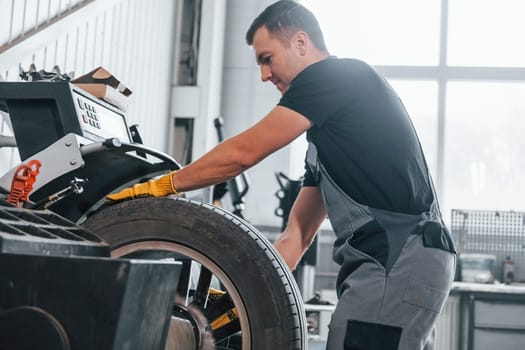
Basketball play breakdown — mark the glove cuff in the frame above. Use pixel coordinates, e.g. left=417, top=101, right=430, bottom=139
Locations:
left=154, top=172, right=178, bottom=196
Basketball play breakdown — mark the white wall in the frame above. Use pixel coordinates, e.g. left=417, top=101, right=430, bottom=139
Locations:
left=221, top=0, right=308, bottom=226
left=189, top=0, right=227, bottom=162
left=0, top=0, right=177, bottom=174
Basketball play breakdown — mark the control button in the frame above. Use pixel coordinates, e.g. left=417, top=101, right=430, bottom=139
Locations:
left=77, top=97, right=85, bottom=110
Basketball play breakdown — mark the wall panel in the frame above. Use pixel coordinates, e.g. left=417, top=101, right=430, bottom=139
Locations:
left=0, top=0, right=177, bottom=177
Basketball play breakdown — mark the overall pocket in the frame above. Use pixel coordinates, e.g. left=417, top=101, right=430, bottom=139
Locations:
left=412, top=221, right=456, bottom=254
left=344, top=319, right=402, bottom=350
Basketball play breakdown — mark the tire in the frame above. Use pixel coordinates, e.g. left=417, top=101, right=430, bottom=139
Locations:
left=82, top=196, right=306, bottom=350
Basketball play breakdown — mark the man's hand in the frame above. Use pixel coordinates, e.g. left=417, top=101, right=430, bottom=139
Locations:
left=106, top=172, right=178, bottom=201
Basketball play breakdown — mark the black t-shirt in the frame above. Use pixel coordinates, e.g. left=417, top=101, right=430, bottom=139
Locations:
left=278, top=57, right=434, bottom=215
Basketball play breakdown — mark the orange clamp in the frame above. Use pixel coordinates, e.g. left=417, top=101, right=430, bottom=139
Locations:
left=7, top=159, right=42, bottom=207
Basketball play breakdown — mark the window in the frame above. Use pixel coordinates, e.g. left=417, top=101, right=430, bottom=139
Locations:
left=444, top=82, right=525, bottom=211
left=304, top=0, right=441, bottom=65
left=448, top=0, right=525, bottom=67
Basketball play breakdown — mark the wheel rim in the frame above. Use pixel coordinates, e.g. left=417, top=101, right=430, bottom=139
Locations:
left=111, top=241, right=251, bottom=350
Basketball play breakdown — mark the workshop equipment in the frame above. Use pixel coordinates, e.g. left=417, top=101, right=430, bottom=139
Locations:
left=0, top=78, right=308, bottom=349
left=459, top=253, right=496, bottom=283
left=451, top=209, right=525, bottom=283
left=0, top=81, right=178, bottom=221
left=0, top=195, right=181, bottom=349
left=6, top=159, right=41, bottom=207
left=0, top=79, right=186, bottom=348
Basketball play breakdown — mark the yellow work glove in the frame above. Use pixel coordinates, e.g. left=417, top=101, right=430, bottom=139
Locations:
left=106, top=172, right=178, bottom=201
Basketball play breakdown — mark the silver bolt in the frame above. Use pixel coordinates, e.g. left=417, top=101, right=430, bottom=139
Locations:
left=65, top=141, right=72, bottom=147
left=70, top=159, right=77, bottom=165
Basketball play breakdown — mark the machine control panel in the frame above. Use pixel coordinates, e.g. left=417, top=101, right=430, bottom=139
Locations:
left=0, top=81, right=134, bottom=160
left=73, top=91, right=131, bottom=143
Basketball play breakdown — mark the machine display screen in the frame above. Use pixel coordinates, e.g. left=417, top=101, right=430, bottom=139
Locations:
left=73, top=91, right=131, bottom=143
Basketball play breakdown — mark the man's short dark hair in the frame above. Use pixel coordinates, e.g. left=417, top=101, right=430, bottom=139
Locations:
left=245, top=0, right=327, bottom=51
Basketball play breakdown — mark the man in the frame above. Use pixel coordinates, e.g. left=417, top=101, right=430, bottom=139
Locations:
left=108, top=1, right=456, bottom=349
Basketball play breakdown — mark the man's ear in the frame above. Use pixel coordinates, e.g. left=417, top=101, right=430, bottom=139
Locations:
left=295, top=31, right=308, bottom=54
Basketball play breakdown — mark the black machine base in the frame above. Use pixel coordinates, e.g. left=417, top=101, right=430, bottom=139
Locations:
left=0, top=253, right=181, bottom=350
left=0, top=199, right=181, bottom=349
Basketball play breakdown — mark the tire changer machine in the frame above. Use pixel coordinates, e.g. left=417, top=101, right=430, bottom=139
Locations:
left=0, top=80, right=183, bottom=349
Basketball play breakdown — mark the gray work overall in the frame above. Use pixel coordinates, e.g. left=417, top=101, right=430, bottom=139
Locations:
left=306, top=143, right=456, bottom=350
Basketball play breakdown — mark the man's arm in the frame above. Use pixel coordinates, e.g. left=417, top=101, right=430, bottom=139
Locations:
left=107, top=106, right=311, bottom=201
left=171, top=105, right=311, bottom=192
left=274, top=186, right=327, bottom=271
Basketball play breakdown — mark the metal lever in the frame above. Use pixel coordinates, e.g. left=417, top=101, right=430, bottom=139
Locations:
left=31, top=177, right=88, bottom=210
